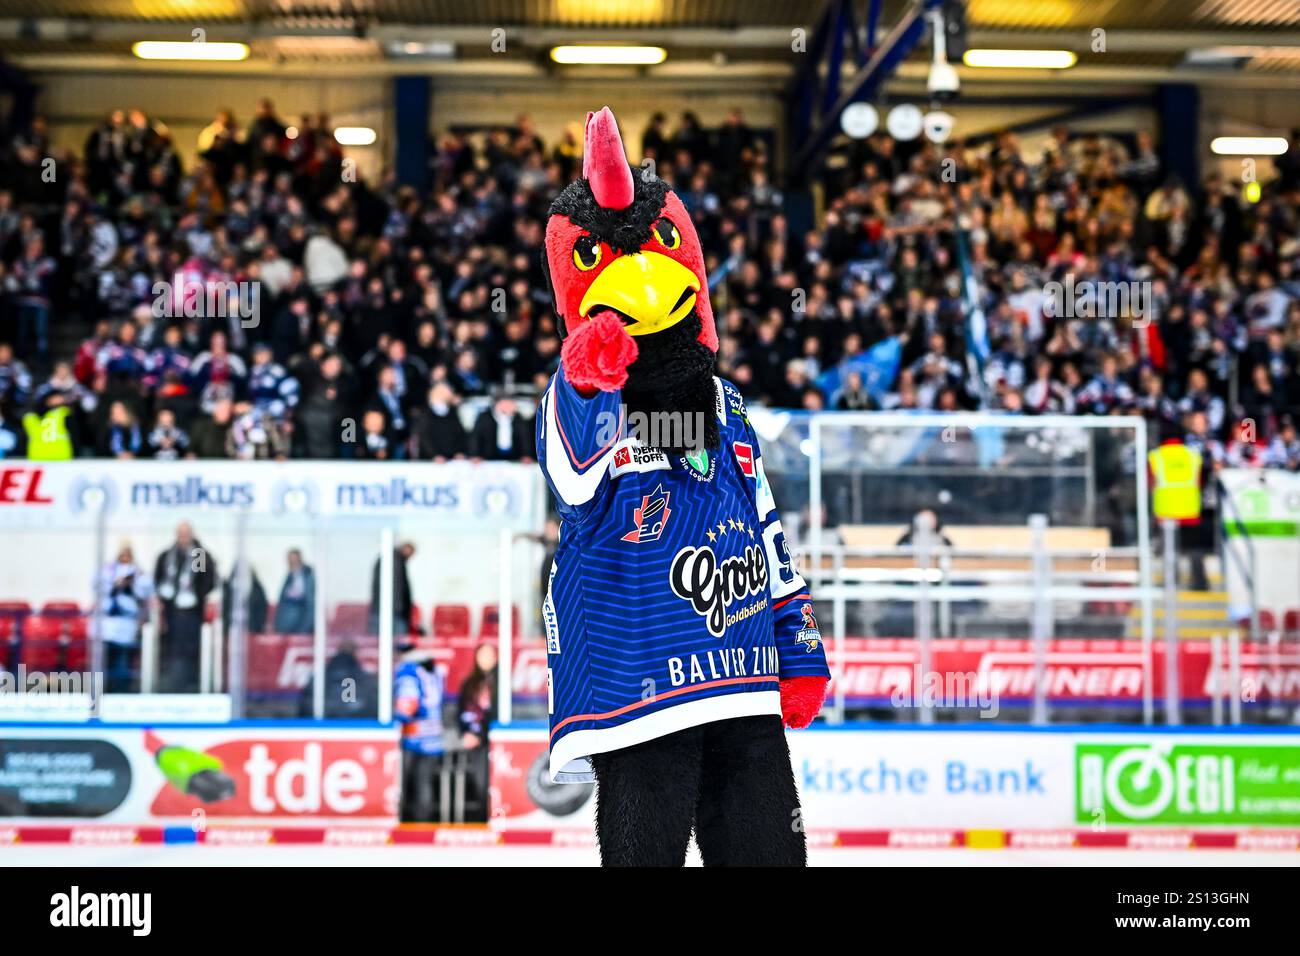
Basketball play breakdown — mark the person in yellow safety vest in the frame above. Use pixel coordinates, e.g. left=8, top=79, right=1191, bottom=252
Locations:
left=22, top=402, right=74, bottom=460
left=1148, top=441, right=1203, bottom=522
left=1149, top=439, right=1209, bottom=590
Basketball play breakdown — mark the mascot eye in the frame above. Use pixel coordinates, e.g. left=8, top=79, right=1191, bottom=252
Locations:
left=572, top=235, right=602, bottom=271
left=652, top=218, right=682, bottom=250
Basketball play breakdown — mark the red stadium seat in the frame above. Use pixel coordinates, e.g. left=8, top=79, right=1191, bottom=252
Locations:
left=64, top=639, right=87, bottom=671
left=432, top=604, right=472, bottom=639
left=409, top=603, right=424, bottom=634
left=330, top=602, right=371, bottom=635
left=1284, top=609, right=1300, bottom=638
left=0, top=601, right=32, bottom=619
left=24, top=615, right=63, bottom=641
left=479, top=604, right=520, bottom=639
left=1259, top=610, right=1278, bottom=635
left=40, top=601, right=83, bottom=617
left=20, top=616, right=63, bottom=671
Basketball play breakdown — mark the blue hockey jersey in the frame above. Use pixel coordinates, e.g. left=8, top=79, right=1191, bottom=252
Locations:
left=536, top=372, right=829, bottom=782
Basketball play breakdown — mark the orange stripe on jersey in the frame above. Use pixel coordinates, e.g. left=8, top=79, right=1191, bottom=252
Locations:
left=553, top=389, right=623, bottom=470
left=772, top=593, right=811, bottom=610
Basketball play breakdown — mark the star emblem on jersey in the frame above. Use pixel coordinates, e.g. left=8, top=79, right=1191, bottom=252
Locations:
left=622, top=483, right=672, bottom=543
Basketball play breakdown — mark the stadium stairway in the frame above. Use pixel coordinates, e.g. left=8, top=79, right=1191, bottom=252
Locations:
left=1126, top=559, right=1236, bottom=640
left=51, top=314, right=92, bottom=371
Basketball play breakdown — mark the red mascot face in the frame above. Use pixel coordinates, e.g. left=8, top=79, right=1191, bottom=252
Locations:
left=543, top=107, right=717, bottom=353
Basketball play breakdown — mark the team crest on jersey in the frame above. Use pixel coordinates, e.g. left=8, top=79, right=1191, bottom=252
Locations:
left=680, top=448, right=715, bottom=482
left=622, top=483, right=672, bottom=543
left=795, top=602, right=822, bottom=652
left=732, top=441, right=755, bottom=478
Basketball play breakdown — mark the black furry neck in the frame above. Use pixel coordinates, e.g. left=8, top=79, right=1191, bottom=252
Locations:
left=623, top=313, right=719, bottom=456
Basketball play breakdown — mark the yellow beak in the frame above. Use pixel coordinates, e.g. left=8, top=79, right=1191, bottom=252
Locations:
left=579, top=251, right=700, bottom=337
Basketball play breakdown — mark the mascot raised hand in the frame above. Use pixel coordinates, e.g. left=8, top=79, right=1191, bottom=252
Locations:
left=535, top=107, right=829, bottom=866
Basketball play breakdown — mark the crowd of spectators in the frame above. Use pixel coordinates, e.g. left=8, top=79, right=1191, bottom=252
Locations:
left=3, top=98, right=1300, bottom=474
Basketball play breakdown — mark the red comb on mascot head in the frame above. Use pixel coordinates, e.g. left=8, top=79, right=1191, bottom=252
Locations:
left=537, top=107, right=830, bottom=867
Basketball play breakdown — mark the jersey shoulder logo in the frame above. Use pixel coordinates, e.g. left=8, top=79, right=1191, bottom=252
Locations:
left=795, top=602, right=822, bottom=652
left=732, top=441, right=755, bottom=478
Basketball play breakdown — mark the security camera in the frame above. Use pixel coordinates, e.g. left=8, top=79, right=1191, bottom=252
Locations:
left=927, top=60, right=960, bottom=100
left=923, top=110, right=955, bottom=143
left=927, top=10, right=961, bottom=102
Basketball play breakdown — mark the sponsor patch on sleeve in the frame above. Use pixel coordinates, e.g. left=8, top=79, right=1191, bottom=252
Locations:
left=732, top=441, right=755, bottom=478
left=608, top=438, right=671, bottom=478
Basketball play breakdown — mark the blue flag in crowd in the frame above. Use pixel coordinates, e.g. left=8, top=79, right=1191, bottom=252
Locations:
left=817, top=335, right=902, bottom=403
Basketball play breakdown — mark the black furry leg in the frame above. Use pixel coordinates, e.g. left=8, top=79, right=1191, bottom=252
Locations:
left=591, top=724, right=703, bottom=866
left=694, top=716, right=807, bottom=867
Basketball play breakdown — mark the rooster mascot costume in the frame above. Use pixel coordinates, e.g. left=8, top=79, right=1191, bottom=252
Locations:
left=536, top=107, right=830, bottom=866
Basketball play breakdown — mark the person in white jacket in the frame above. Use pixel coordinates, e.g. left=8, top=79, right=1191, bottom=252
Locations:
left=93, top=543, right=153, bottom=692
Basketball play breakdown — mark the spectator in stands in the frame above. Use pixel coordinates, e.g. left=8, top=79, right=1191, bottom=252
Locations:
left=894, top=507, right=951, bottom=547
left=469, top=394, right=531, bottom=462
left=369, top=541, right=416, bottom=636
left=188, top=396, right=234, bottom=458
left=21, top=389, right=75, bottom=460
left=355, top=407, right=395, bottom=460
left=394, top=642, right=445, bottom=822
left=248, top=342, right=299, bottom=423
left=297, top=639, right=378, bottom=718
left=0, top=342, right=33, bottom=415
left=146, top=407, right=190, bottom=459
left=273, top=548, right=315, bottom=635
left=410, top=380, right=468, bottom=460
left=294, top=351, right=351, bottom=459
left=153, top=521, right=217, bottom=693
left=3, top=101, right=1299, bottom=482
left=8, top=232, right=56, bottom=364
left=457, top=641, right=498, bottom=823
left=0, top=408, right=20, bottom=457
left=93, top=541, right=153, bottom=693
left=95, top=400, right=141, bottom=458
left=221, top=559, right=269, bottom=636
left=227, top=399, right=289, bottom=459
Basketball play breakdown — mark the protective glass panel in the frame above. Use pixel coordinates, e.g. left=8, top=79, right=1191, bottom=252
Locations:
left=756, top=412, right=1153, bottom=725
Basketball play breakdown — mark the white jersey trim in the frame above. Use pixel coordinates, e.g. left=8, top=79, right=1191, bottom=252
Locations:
left=548, top=689, right=781, bottom=783
left=542, top=382, right=616, bottom=507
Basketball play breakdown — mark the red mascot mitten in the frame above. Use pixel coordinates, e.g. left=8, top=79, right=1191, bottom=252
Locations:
left=560, top=311, right=639, bottom=394
left=781, top=675, right=829, bottom=729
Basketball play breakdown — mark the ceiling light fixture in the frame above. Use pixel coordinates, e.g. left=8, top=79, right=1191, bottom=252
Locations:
left=132, top=41, right=250, bottom=61
left=962, top=49, right=1076, bottom=69
left=550, top=45, right=667, bottom=66
left=1210, top=136, right=1288, bottom=155
left=334, top=127, right=378, bottom=146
